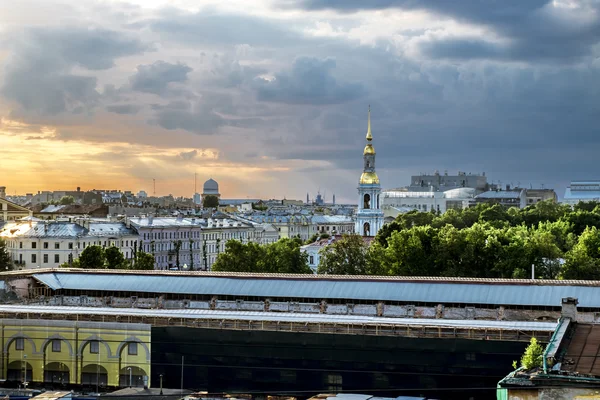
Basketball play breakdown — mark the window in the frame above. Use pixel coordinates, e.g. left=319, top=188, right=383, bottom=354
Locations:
left=43, top=242, right=49, bottom=249
left=52, top=339, right=61, bottom=352
left=31, top=254, right=36, bottom=263
left=43, top=254, right=48, bottom=263
left=90, top=340, right=99, bottom=354
left=32, top=242, right=37, bottom=249
left=54, top=254, right=60, bottom=263
left=310, top=256, right=314, bottom=264
left=19, top=242, right=22, bottom=249
left=54, top=242, right=60, bottom=249
left=128, top=342, right=138, bottom=355
left=465, top=353, right=476, bottom=361
left=68, top=242, right=73, bottom=250
left=15, top=338, right=24, bottom=350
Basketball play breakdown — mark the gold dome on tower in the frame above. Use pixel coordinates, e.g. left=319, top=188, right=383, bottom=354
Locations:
left=360, top=172, right=380, bottom=185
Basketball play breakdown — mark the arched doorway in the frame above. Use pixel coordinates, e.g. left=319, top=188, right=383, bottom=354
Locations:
left=363, top=222, right=371, bottom=237
left=119, top=366, right=147, bottom=387
left=81, top=364, right=108, bottom=387
left=363, top=194, right=371, bottom=209
left=7, top=360, right=32, bottom=382
left=44, top=362, right=70, bottom=384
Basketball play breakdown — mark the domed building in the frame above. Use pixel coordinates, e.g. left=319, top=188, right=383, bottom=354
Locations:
left=201, top=178, right=220, bottom=201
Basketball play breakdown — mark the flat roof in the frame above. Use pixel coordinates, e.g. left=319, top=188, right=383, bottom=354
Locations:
left=0, top=305, right=557, bottom=331
left=20, top=269, right=600, bottom=308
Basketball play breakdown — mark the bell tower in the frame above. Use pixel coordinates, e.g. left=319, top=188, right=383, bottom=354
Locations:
left=355, top=106, right=384, bottom=237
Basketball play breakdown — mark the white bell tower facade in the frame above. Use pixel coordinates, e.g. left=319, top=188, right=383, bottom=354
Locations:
left=355, top=106, right=384, bottom=237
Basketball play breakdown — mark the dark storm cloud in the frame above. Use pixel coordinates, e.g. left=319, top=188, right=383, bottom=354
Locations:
left=129, top=61, right=193, bottom=95
left=293, top=0, right=600, bottom=62
left=150, top=100, right=224, bottom=133
left=255, top=57, right=365, bottom=104
left=106, top=104, right=142, bottom=115
left=1, top=26, right=149, bottom=117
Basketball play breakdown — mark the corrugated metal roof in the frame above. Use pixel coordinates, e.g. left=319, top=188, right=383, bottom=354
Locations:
left=0, top=304, right=557, bottom=331
left=31, top=271, right=600, bottom=308
left=311, top=216, right=353, bottom=224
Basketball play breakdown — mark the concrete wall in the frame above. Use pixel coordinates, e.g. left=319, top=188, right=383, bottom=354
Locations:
left=26, top=294, right=590, bottom=322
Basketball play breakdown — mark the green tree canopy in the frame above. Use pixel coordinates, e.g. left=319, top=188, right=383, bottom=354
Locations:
left=105, top=246, right=126, bottom=269
left=79, top=245, right=106, bottom=269
left=131, top=251, right=155, bottom=270
left=59, top=195, right=75, bottom=205
left=317, top=234, right=372, bottom=275
left=203, top=195, right=219, bottom=208
left=520, top=337, right=544, bottom=370
left=213, top=238, right=310, bottom=274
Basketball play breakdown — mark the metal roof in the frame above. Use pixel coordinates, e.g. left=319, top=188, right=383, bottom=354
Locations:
left=0, top=305, right=557, bottom=331
left=30, top=271, right=600, bottom=308
left=476, top=190, right=523, bottom=199
left=311, top=215, right=353, bottom=224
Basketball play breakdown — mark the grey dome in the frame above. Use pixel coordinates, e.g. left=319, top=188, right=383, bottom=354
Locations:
left=203, top=178, right=219, bottom=194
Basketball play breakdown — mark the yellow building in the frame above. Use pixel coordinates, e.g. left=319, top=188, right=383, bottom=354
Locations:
left=0, top=319, right=150, bottom=388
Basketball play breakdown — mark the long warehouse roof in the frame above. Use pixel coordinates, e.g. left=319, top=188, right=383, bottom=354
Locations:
left=0, top=305, right=557, bottom=331
left=30, top=271, right=600, bottom=308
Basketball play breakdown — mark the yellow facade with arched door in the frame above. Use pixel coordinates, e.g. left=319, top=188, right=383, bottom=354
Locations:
left=0, top=319, right=151, bottom=388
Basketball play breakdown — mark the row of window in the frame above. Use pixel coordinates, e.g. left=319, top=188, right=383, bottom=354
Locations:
left=14, top=338, right=137, bottom=355
left=142, top=231, right=248, bottom=241
left=13, top=240, right=135, bottom=250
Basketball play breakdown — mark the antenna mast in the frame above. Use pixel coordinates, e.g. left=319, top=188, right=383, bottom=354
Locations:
left=153, top=179, right=156, bottom=196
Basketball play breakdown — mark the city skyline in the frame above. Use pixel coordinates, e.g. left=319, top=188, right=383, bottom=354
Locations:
left=1, top=0, right=599, bottom=203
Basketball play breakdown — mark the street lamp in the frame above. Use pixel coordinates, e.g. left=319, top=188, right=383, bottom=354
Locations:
left=159, top=374, right=163, bottom=395
left=127, top=367, right=132, bottom=387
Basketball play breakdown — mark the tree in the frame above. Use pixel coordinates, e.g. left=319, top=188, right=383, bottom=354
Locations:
left=173, top=240, right=182, bottom=269
left=213, top=240, right=265, bottom=272
left=79, top=245, right=106, bottom=269
left=317, top=234, right=371, bottom=275
left=132, top=251, right=155, bottom=270
left=520, top=337, right=544, bottom=370
left=203, top=195, right=219, bottom=208
left=262, top=238, right=311, bottom=274
left=561, top=227, right=600, bottom=280
left=59, top=195, right=75, bottom=205
left=0, top=239, right=12, bottom=271
left=189, top=239, right=195, bottom=270
left=105, top=246, right=126, bottom=269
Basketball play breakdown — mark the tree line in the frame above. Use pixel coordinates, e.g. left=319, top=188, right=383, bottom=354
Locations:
left=320, top=201, right=600, bottom=279
left=58, top=245, right=155, bottom=270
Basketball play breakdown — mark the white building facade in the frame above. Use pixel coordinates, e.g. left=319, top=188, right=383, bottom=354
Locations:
left=355, top=108, right=384, bottom=237
left=563, top=181, right=600, bottom=205
left=0, top=219, right=138, bottom=269
left=129, top=215, right=278, bottom=270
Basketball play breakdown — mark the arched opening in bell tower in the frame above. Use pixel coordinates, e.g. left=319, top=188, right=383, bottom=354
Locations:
left=363, top=193, right=370, bottom=209
left=363, top=222, right=371, bottom=237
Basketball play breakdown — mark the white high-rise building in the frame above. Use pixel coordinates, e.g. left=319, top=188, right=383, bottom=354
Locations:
left=355, top=107, right=384, bottom=237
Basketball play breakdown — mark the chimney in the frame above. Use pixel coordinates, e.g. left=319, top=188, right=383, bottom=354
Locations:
left=148, top=215, right=154, bottom=225
left=561, top=297, right=578, bottom=320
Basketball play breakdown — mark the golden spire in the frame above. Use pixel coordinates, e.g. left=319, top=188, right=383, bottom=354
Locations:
left=366, top=105, right=372, bottom=141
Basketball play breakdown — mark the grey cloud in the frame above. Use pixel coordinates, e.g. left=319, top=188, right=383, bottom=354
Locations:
left=150, top=100, right=224, bottom=134
left=293, top=0, right=600, bottom=62
left=149, top=10, right=306, bottom=48
left=255, top=57, right=365, bottom=104
left=129, top=61, right=193, bottom=95
left=1, top=26, right=149, bottom=117
left=178, top=149, right=198, bottom=160
left=106, top=104, right=141, bottom=115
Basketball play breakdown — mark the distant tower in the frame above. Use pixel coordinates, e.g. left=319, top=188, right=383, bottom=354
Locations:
left=333, top=193, right=336, bottom=205
left=307, top=192, right=310, bottom=204
left=355, top=106, right=384, bottom=237
left=0, top=186, right=5, bottom=199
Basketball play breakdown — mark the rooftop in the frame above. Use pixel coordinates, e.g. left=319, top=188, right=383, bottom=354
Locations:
left=16, top=269, right=600, bottom=308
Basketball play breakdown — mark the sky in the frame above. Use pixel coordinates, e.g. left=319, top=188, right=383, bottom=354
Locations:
left=0, top=0, right=599, bottom=203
